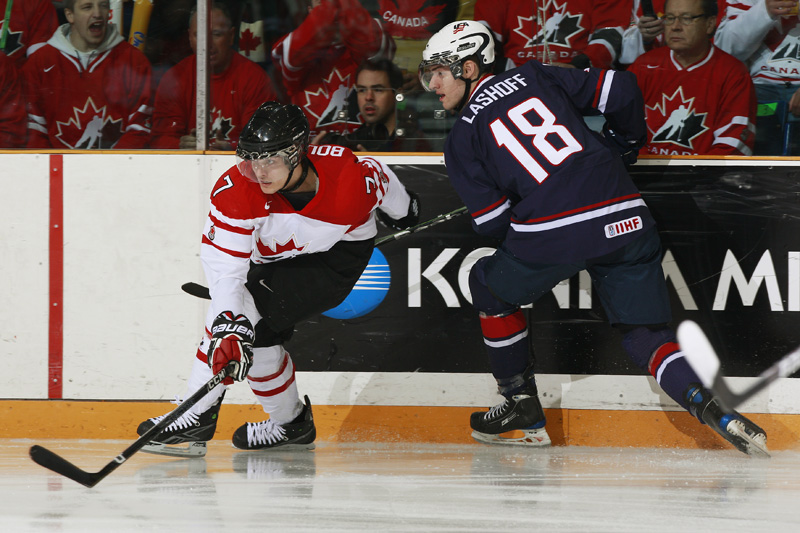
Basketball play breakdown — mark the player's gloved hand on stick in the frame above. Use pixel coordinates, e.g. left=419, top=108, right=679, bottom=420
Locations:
left=207, top=311, right=254, bottom=385
left=377, top=189, right=421, bottom=231
left=602, top=123, right=642, bottom=169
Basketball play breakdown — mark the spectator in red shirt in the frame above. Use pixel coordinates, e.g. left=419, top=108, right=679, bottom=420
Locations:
left=627, top=0, right=756, bottom=155
left=271, top=0, right=395, bottom=139
left=0, top=0, right=58, bottom=67
left=23, top=0, right=152, bottom=149
left=474, top=0, right=632, bottom=70
left=150, top=3, right=277, bottom=150
left=0, top=51, right=26, bottom=147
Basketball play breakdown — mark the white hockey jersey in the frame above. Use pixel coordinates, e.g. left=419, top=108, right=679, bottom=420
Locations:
left=200, top=144, right=411, bottom=331
left=715, top=0, right=800, bottom=85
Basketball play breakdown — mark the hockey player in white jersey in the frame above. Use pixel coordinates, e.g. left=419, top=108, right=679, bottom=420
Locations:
left=137, top=102, right=420, bottom=456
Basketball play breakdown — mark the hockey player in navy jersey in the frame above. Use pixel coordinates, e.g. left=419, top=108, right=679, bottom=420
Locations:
left=418, top=20, right=768, bottom=456
left=136, top=102, right=420, bottom=456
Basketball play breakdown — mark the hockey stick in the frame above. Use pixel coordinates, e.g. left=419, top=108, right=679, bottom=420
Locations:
left=375, top=205, right=467, bottom=245
left=181, top=206, right=469, bottom=300
left=677, top=320, right=800, bottom=412
left=29, top=362, right=234, bottom=488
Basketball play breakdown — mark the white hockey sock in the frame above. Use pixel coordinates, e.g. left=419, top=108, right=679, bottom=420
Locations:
left=248, top=345, right=303, bottom=424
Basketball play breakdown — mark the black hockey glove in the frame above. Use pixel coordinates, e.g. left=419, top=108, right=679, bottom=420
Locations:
left=207, top=311, right=254, bottom=385
left=376, top=189, right=421, bottom=231
left=602, top=123, right=642, bottom=169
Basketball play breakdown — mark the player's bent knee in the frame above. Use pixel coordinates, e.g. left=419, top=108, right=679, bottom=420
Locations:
left=469, top=257, right=517, bottom=316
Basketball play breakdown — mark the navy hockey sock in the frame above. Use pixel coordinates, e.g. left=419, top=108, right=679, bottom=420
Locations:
left=480, top=310, right=530, bottom=383
left=622, top=326, right=701, bottom=410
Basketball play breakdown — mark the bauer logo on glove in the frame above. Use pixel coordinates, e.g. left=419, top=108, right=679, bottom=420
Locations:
left=207, top=311, right=255, bottom=385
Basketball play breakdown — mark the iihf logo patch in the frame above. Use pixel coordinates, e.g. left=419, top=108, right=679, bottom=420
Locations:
left=322, top=248, right=391, bottom=319
left=208, top=226, right=215, bottom=241
left=605, top=216, right=642, bottom=238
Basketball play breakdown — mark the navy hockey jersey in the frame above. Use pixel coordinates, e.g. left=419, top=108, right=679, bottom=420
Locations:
left=444, top=61, right=655, bottom=264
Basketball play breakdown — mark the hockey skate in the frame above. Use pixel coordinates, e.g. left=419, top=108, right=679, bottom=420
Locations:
left=470, top=389, right=551, bottom=447
left=686, top=385, right=769, bottom=458
left=232, top=395, right=316, bottom=450
left=137, top=392, right=225, bottom=458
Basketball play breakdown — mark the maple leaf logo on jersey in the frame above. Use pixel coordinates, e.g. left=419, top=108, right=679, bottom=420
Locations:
left=646, top=87, right=707, bottom=149
left=514, top=0, right=583, bottom=50
left=55, top=97, right=123, bottom=149
left=379, top=0, right=446, bottom=39
left=256, top=234, right=310, bottom=258
left=210, top=108, right=233, bottom=141
left=303, top=68, right=361, bottom=128
left=770, top=34, right=800, bottom=64
left=0, top=21, right=22, bottom=57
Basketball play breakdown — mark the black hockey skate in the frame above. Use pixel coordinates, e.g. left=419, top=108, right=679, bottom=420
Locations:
left=137, top=392, right=225, bottom=458
left=470, top=388, right=551, bottom=447
left=686, top=385, right=769, bottom=458
left=232, top=395, right=316, bottom=450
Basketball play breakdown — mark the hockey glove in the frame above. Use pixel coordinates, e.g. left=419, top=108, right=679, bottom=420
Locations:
left=207, top=311, right=254, bottom=385
left=376, top=189, right=421, bottom=231
left=602, top=123, right=642, bottom=169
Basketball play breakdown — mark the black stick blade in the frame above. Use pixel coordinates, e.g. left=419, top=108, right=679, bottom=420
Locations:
left=29, top=445, right=99, bottom=488
left=181, top=282, right=210, bottom=300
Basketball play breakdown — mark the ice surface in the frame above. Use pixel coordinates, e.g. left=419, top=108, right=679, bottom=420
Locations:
left=2, top=439, right=799, bottom=532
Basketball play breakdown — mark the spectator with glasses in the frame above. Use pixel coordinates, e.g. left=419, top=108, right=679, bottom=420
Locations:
left=621, top=1, right=728, bottom=65
left=627, top=0, right=756, bottom=155
left=320, top=58, right=431, bottom=151
left=715, top=0, right=800, bottom=155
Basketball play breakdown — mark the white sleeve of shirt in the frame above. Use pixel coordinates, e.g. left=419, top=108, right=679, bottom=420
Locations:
left=715, top=0, right=778, bottom=62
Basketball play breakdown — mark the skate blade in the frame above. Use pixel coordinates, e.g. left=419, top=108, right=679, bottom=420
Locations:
left=726, top=420, right=770, bottom=458
left=471, top=428, right=552, bottom=447
left=141, top=441, right=208, bottom=458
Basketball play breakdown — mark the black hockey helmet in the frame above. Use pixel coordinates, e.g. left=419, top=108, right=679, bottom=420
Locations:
left=236, top=102, right=310, bottom=173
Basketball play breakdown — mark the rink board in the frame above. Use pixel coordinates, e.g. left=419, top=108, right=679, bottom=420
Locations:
left=3, top=399, right=800, bottom=451
left=1, top=152, right=800, bottom=449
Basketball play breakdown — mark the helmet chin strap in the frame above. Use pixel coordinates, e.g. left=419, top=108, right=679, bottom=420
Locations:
left=279, top=158, right=310, bottom=193
left=455, top=76, right=474, bottom=112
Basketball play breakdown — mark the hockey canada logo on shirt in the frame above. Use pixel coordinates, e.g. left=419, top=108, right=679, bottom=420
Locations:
left=303, top=68, right=361, bottom=130
left=646, top=88, right=707, bottom=152
left=55, top=97, right=124, bottom=149
left=209, top=108, right=234, bottom=142
left=605, top=216, right=642, bottom=239
left=208, top=226, right=215, bottom=241
left=770, top=34, right=800, bottom=67
left=514, top=0, right=583, bottom=60
left=0, top=23, right=22, bottom=57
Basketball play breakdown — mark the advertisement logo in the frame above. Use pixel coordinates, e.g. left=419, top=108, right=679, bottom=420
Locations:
left=322, top=248, right=391, bottom=319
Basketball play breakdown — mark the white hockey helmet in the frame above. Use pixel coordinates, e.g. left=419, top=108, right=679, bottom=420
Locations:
left=418, top=20, right=495, bottom=91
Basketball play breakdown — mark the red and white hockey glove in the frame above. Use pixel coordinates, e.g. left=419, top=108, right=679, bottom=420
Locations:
left=207, top=311, right=255, bottom=385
